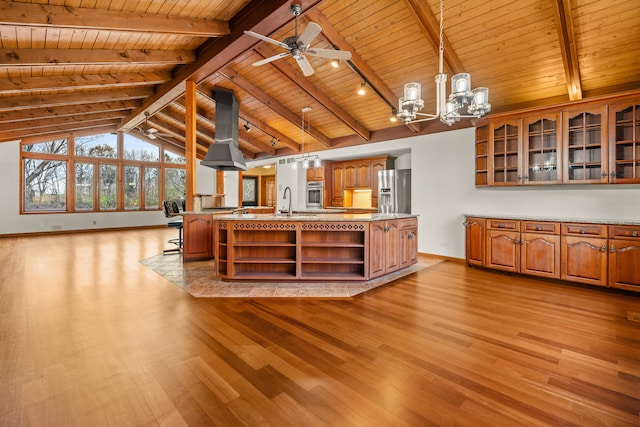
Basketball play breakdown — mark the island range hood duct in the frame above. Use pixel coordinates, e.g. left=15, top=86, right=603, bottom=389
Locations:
left=200, top=88, right=248, bottom=171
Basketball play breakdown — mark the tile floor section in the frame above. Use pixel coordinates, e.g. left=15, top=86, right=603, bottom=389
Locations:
left=140, top=254, right=444, bottom=298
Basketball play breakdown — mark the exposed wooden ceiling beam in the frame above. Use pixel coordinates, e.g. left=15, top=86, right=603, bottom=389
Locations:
left=0, top=48, right=194, bottom=66
left=0, top=110, right=128, bottom=133
left=304, top=9, right=421, bottom=134
left=403, top=0, right=463, bottom=75
left=552, top=0, right=583, bottom=101
left=116, top=0, right=323, bottom=132
left=0, top=0, right=230, bottom=37
left=219, top=68, right=332, bottom=147
left=0, top=100, right=139, bottom=123
left=0, top=72, right=172, bottom=94
left=240, top=134, right=277, bottom=156
left=154, top=110, right=216, bottom=146
left=0, top=88, right=154, bottom=112
left=253, top=44, right=371, bottom=141
left=0, top=119, right=120, bottom=141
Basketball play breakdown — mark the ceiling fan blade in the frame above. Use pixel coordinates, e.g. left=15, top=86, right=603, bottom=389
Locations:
left=146, top=128, right=158, bottom=134
left=244, top=30, right=289, bottom=49
left=252, top=52, right=289, bottom=67
left=306, top=48, right=352, bottom=60
left=295, top=55, right=315, bottom=76
left=297, top=22, right=322, bottom=48
left=146, top=132, right=157, bottom=140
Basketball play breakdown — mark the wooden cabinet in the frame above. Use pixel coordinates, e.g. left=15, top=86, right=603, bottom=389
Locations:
left=182, top=214, right=213, bottom=261
left=356, top=161, right=371, bottom=188
left=464, top=217, right=485, bottom=266
left=560, top=223, right=608, bottom=286
left=486, top=219, right=520, bottom=272
left=523, top=113, right=561, bottom=185
left=608, top=99, right=640, bottom=183
left=369, top=220, right=400, bottom=279
left=399, top=218, right=418, bottom=269
left=520, top=221, right=560, bottom=279
left=476, top=94, right=640, bottom=187
left=343, top=163, right=356, bottom=189
left=563, top=104, right=609, bottom=184
left=468, top=216, right=640, bottom=293
left=331, top=164, right=344, bottom=206
left=608, top=225, right=640, bottom=291
left=306, top=165, right=324, bottom=182
left=475, top=126, right=489, bottom=186
left=490, top=119, right=522, bottom=186
left=214, top=218, right=417, bottom=281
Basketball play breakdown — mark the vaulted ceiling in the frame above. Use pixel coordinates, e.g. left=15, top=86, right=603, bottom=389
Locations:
left=1, top=0, right=639, bottom=161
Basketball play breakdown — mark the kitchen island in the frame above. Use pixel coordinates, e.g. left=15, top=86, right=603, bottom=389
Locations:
left=214, top=213, right=418, bottom=282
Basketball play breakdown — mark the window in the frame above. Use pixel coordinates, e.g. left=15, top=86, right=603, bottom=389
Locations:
left=20, top=132, right=185, bottom=214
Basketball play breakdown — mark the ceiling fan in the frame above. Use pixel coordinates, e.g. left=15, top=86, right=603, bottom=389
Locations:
left=137, top=112, right=165, bottom=140
left=244, top=3, right=352, bottom=76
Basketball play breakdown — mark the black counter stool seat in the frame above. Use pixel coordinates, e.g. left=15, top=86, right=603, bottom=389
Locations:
left=163, top=200, right=183, bottom=255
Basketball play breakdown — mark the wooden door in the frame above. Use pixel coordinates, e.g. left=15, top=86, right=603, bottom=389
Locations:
left=561, top=236, right=608, bottom=286
left=386, top=221, right=400, bottom=273
left=465, top=217, right=485, bottom=266
left=182, top=214, right=213, bottom=261
left=489, top=119, right=522, bottom=186
left=264, top=176, right=276, bottom=207
left=522, top=113, right=562, bottom=185
left=331, top=165, right=344, bottom=206
left=344, top=163, right=356, bottom=189
left=369, top=221, right=386, bottom=278
left=399, top=223, right=418, bottom=269
left=356, top=161, right=371, bottom=188
left=486, top=230, right=520, bottom=272
left=608, top=99, right=640, bottom=183
left=562, top=104, right=608, bottom=183
left=520, top=233, right=560, bottom=279
left=608, top=239, right=640, bottom=291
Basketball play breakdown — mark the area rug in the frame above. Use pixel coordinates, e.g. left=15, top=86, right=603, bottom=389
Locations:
left=140, top=254, right=443, bottom=298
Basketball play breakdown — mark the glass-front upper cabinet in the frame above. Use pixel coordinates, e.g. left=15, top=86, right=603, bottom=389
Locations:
left=523, top=113, right=561, bottom=185
left=489, top=119, right=522, bottom=186
left=609, top=99, right=640, bottom=183
left=562, top=104, right=608, bottom=184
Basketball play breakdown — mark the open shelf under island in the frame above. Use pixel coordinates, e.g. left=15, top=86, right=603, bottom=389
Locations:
left=212, top=213, right=418, bottom=282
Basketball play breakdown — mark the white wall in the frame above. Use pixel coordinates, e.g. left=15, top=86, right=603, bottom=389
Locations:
left=4, top=132, right=639, bottom=260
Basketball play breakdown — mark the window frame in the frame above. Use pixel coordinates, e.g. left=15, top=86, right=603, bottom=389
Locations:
left=20, top=131, right=186, bottom=214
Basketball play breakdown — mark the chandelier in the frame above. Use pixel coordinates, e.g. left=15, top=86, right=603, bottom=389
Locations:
left=292, top=107, right=320, bottom=169
left=397, top=0, right=491, bottom=125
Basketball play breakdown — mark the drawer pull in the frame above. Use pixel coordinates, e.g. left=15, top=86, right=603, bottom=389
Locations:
left=580, top=228, right=586, bottom=234
left=536, top=226, right=542, bottom=231
left=499, top=223, right=504, bottom=228
left=633, top=231, right=638, bottom=237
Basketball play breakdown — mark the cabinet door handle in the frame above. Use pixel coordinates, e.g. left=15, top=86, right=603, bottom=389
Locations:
left=384, top=226, right=390, bottom=232
left=610, top=245, right=615, bottom=253
left=520, top=238, right=525, bottom=245
left=610, top=172, right=616, bottom=178
left=601, top=245, right=606, bottom=252
left=408, top=233, right=415, bottom=240
left=514, top=238, right=519, bottom=244
left=601, top=171, right=608, bottom=178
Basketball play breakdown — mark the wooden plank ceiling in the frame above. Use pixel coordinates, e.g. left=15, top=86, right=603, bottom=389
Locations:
left=1, top=0, right=639, bottom=160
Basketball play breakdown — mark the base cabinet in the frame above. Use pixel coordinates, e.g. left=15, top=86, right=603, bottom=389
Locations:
left=399, top=218, right=418, bottom=269
left=464, top=217, right=485, bottom=267
left=369, top=221, right=400, bottom=279
left=467, top=216, right=640, bottom=293
left=182, top=214, right=213, bottom=261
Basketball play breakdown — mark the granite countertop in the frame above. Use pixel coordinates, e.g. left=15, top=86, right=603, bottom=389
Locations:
left=214, top=212, right=418, bottom=222
left=464, top=213, right=640, bottom=226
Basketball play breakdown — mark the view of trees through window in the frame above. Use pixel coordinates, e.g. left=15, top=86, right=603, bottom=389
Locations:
left=22, top=133, right=185, bottom=213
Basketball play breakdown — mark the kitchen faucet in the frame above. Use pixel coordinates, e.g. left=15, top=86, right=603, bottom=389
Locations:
left=283, top=186, right=292, bottom=216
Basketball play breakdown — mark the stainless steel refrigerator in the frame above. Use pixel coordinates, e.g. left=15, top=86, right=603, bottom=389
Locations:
left=378, top=169, right=411, bottom=213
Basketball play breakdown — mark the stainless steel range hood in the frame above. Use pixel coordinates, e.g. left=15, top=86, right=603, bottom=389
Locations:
left=200, top=88, right=248, bottom=171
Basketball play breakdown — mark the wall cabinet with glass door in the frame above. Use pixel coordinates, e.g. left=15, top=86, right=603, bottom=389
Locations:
left=609, top=99, right=640, bottom=183
left=489, top=120, right=522, bottom=186
left=563, top=104, right=609, bottom=184
left=523, top=113, right=561, bottom=185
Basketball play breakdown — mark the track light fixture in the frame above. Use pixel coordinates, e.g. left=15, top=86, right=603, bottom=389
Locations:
left=358, top=81, right=366, bottom=96
left=243, top=121, right=251, bottom=132
left=330, top=59, right=339, bottom=68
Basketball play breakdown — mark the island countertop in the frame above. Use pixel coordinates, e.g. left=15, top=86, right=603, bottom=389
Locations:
left=212, top=212, right=418, bottom=221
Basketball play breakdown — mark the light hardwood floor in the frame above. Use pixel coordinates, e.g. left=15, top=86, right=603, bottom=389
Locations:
left=1, top=228, right=639, bottom=426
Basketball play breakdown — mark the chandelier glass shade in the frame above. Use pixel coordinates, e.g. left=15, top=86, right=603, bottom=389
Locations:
left=397, top=0, right=491, bottom=126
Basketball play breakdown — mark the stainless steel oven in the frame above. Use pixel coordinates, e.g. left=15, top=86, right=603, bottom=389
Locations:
left=306, top=181, right=324, bottom=209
